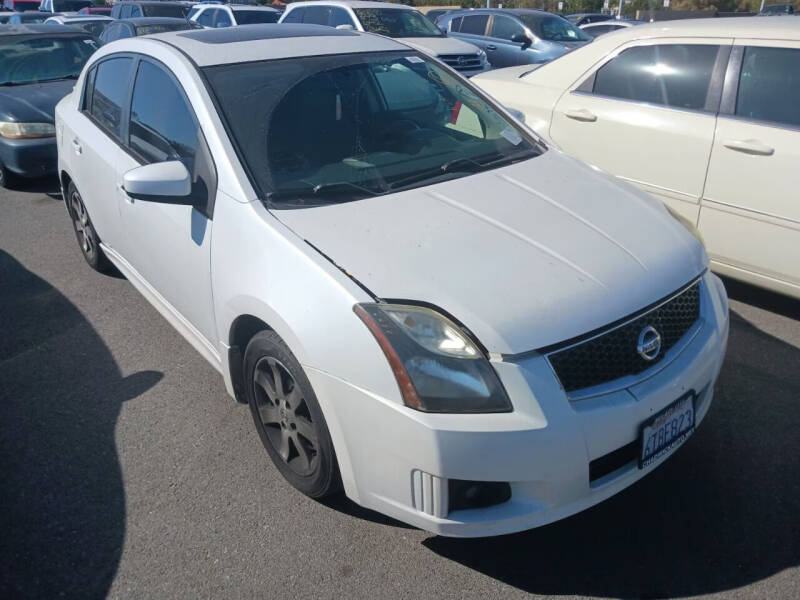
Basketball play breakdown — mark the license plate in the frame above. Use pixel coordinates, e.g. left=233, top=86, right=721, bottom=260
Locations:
left=639, top=392, right=695, bottom=468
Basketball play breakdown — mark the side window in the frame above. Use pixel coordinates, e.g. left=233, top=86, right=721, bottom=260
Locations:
left=329, top=7, right=354, bottom=27
left=118, top=24, right=134, bottom=40
left=736, top=46, right=800, bottom=128
left=448, top=16, right=462, bottom=32
left=196, top=8, right=216, bottom=27
left=89, top=57, right=133, bottom=139
left=490, top=15, right=524, bottom=41
left=129, top=60, right=198, bottom=166
left=281, top=7, right=303, bottom=23
left=459, top=15, right=488, bottom=36
left=120, top=5, right=131, bottom=18
left=214, top=9, right=232, bottom=27
left=82, top=65, right=96, bottom=111
left=131, top=6, right=142, bottom=18
left=303, top=5, right=331, bottom=26
left=593, top=44, right=720, bottom=111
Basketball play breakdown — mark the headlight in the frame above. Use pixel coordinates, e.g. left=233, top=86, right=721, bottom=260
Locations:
left=665, top=204, right=705, bottom=248
left=0, top=122, right=56, bottom=139
left=354, top=303, right=512, bottom=413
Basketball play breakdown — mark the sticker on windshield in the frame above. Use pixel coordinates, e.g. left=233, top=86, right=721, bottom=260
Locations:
left=500, top=127, right=522, bottom=146
left=404, top=56, right=424, bottom=64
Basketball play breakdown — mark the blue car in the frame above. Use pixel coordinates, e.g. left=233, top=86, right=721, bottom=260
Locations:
left=436, top=9, right=592, bottom=69
left=0, top=25, right=99, bottom=187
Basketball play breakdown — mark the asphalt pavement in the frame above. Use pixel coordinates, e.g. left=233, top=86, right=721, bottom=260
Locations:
left=1, top=177, right=799, bottom=600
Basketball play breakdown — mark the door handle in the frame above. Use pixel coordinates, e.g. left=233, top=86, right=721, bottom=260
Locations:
left=722, top=139, right=774, bottom=156
left=71, top=139, right=82, bottom=155
left=486, top=45, right=497, bottom=51
left=564, top=108, right=597, bottom=123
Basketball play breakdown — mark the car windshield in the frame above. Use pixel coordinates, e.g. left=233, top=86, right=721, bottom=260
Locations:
left=520, top=14, right=591, bottom=42
left=204, top=51, right=542, bottom=207
left=233, top=9, right=279, bottom=24
left=11, top=0, right=39, bottom=10
left=135, top=22, right=195, bottom=35
left=353, top=8, right=443, bottom=38
left=52, top=0, right=92, bottom=10
left=16, top=13, right=48, bottom=23
left=142, top=4, right=189, bottom=18
left=0, top=35, right=97, bottom=85
left=71, top=20, right=110, bottom=37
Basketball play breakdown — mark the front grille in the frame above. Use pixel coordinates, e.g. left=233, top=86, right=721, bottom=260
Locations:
left=439, top=54, right=482, bottom=71
left=547, top=281, right=701, bottom=394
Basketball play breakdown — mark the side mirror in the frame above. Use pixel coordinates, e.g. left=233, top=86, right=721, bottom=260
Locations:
left=335, top=23, right=354, bottom=30
left=511, top=32, right=532, bottom=50
left=123, top=161, right=193, bottom=203
left=438, top=24, right=447, bottom=34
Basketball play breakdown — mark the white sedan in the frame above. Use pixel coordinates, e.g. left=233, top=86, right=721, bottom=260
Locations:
left=472, top=17, right=800, bottom=300
left=55, top=24, right=728, bottom=537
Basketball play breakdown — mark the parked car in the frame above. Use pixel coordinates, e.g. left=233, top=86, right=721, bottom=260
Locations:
left=279, top=1, right=490, bottom=77
left=437, top=9, right=591, bottom=68
left=425, top=8, right=454, bottom=23
left=56, top=24, right=728, bottom=537
left=77, top=6, right=112, bottom=15
left=472, top=18, right=800, bottom=299
left=8, top=11, right=57, bottom=24
left=580, top=19, right=637, bottom=37
left=0, top=24, right=98, bottom=187
left=0, top=11, right=14, bottom=23
left=45, top=14, right=113, bottom=38
left=759, top=3, right=794, bottom=15
left=566, top=12, right=614, bottom=26
left=188, top=3, right=280, bottom=28
left=110, top=1, right=190, bottom=20
left=3, top=0, right=41, bottom=12
left=98, top=16, right=199, bottom=43
left=39, top=0, right=92, bottom=12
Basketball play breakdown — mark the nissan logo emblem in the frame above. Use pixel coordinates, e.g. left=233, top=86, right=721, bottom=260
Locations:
left=637, top=326, right=662, bottom=361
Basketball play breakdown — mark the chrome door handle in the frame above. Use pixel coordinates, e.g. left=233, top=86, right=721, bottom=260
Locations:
left=71, top=139, right=82, bottom=155
left=564, top=108, right=597, bottom=123
left=722, top=139, right=774, bottom=156
left=486, top=45, right=497, bottom=51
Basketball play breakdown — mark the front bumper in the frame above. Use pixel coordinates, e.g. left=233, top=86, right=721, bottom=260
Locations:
left=0, top=135, right=57, bottom=178
left=310, top=272, right=729, bottom=537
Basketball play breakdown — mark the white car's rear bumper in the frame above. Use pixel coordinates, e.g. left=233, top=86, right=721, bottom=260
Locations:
left=309, top=272, right=729, bottom=537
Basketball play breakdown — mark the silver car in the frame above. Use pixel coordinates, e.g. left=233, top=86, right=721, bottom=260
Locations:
left=437, top=8, right=592, bottom=68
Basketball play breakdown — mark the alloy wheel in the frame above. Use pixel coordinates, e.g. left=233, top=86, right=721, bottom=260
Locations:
left=252, top=356, right=319, bottom=477
left=70, top=190, right=95, bottom=259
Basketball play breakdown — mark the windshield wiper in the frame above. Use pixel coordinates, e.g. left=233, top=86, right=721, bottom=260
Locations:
left=35, top=74, right=80, bottom=83
left=267, top=180, right=382, bottom=206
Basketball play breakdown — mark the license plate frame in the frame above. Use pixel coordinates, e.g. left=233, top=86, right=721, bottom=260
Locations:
left=638, top=391, right=696, bottom=469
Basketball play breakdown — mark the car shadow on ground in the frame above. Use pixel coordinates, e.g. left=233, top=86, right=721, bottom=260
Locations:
left=6, top=174, right=63, bottom=199
left=424, top=301, right=800, bottom=598
left=0, top=250, right=162, bottom=599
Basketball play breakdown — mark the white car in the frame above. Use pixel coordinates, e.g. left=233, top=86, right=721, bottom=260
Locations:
left=472, top=18, right=800, bottom=299
left=44, top=14, right=114, bottom=38
left=579, top=19, right=637, bottom=37
left=188, top=3, right=280, bottom=28
left=55, top=25, right=728, bottom=537
left=279, top=1, right=490, bottom=77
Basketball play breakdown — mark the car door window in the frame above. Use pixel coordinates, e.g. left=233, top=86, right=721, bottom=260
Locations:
left=447, top=16, right=462, bottom=31
left=736, top=46, right=800, bottom=128
left=214, top=9, right=232, bottom=27
left=281, top=7, right=303, bottom=23
left=130, top=5, right=142, bottom=18
left=329, top=6, right=353, bottom=27
left=119, top=4, right=130, bottom=18
left=129, top=60, right=198, bottom=166
left=196, top=8, right=215, bottom=27
left=592, top=44, right=721, bottom=111
left=303, top=5, right=330, bottom=25
left=459, top=14, right=488, bottom=35
left=490, top=15, right=523, bottom=41
left=88, top=57, right=133, bottom=140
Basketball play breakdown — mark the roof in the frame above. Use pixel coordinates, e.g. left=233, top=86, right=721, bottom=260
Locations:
left=600, top=16, right=800, bottom=40
left=286, top=1, right=415, bottom=10
left=0, top=23, right=91, bottom=35
left=46, top=14, right=114, bottom=22
left=145, top=23, right=408, bottom=66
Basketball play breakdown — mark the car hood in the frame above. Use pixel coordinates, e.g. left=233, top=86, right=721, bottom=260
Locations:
left=275, top=151, right=706, bottom=355
left=0, top=79, right=75, bottom=124
left=472, top=63, right=545, bottom=84
left=398, top=35, right=480, bottom=57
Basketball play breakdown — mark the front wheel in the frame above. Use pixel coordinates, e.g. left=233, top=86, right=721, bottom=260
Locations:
left=67, top=182, right=112, bottom=273
left=245, top=331, right=341, bottom=498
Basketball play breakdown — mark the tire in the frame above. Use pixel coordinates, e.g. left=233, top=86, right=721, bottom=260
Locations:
left=245, top=330, right=341, bottom=498
left=67, top=182, right=112, bottom=273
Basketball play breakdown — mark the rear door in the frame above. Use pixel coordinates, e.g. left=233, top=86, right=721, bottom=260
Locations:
left=550, top=39, right=731, bottom=223
left=448, top=13, right=489, bottom=52
left=62, top=55, right=135, bottom=248
left=700, top=41, right=800, bottom=293
left=485, top=14, right=529, bottom=67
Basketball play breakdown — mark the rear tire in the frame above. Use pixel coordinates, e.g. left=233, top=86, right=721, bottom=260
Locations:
left=245, top=330, right=341, bottom=499
left=67, top=182, right=112, bottom=273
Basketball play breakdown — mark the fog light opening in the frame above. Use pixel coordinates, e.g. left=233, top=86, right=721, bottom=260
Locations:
left=448, top=479, right=511, bottom=513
